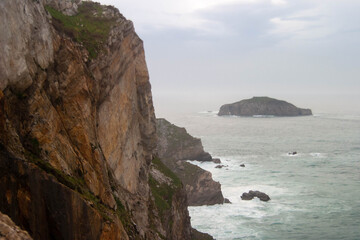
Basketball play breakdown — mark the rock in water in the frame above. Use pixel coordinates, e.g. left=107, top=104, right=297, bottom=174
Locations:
left=241, top=190, right=271, bottom=202
left=218, top=97, right=312, bottom=117
left=212, top=158, right=221, bottom=164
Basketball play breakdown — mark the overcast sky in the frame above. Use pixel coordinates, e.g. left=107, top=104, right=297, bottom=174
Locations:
left=97, top=0, right=360, bottom=115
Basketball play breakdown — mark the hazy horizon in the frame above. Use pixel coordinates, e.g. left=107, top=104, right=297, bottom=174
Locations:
left=97, top=0, right=360, bottom=117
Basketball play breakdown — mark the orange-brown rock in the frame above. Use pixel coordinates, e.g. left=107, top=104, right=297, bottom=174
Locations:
left=0, top=0, right=190, bottom=239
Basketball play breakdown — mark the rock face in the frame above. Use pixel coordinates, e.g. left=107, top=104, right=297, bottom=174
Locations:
left=241, top=190, right=271, bottom=202
left=156, top=118, right=212, bottom=162
left=218, top=97, right=312, bottom=117
left=0, top=212, right=32, bottom=240
left=0, top=1, right=191, bottom=239
left=156, top=118, right=224, bottom=206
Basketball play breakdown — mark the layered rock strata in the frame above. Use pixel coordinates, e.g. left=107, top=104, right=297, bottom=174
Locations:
left=156, top=118, right=224, bottom=206
left=0, top=0, right=192, bottom=239
left=218, top=97, right=312, bottom=116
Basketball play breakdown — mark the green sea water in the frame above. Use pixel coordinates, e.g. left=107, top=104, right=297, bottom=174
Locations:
left=171, top=112, right=360, bottom=240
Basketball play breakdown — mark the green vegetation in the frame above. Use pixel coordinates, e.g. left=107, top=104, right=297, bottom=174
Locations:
left=45, top=2, right=115, bottom=58
left=114, top=197, right=141, bottom=239
left=152, top=157, right=182, bottom=188
left=149, top=158, right=182, bottom=219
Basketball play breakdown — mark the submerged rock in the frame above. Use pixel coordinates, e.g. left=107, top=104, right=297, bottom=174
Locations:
left=215, top=165, right=228, bottom=169
left=212, top=158, right=221, bottom=164
left=218, top=97, right=312, bottom=117
left=241, top=190, right=271, bottom=202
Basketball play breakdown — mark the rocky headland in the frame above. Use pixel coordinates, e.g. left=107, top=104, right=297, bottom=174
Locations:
left=156, top=118, right=225, bottom=206
left=0, top=0, right=204, bottom=239
left=218, top=97, right=312, bottom=117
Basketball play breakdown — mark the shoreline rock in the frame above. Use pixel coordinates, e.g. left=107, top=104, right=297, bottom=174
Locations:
left=241, top=190, right=271, bottom=202
left=156, top=118, right=225, bottom=206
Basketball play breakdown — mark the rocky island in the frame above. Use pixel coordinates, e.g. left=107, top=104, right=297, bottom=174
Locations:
left=218, top=97, right=312, bottom=117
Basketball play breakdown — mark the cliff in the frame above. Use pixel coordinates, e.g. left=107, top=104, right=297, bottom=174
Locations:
left=156, top=119, right=212, bottom=162
left=0, top=212, right=32, bottom=240
left=0, top=0, right=192, bottom=239
left=156, top=119, right=224, bottom=206
left=218, top=97, right=312, bottom=117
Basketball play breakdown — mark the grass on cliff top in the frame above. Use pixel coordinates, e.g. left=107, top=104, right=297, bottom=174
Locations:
left=149, top=158, right=182, bottom=219
left=45, top=2, right=115, bottom=58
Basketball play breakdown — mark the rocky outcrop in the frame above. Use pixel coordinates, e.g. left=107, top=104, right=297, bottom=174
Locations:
left=191, top=228, right=214, bottom=240
left=241, top=190, right=271, bottom=202
left=156, top=118, right=212, bottom=162
left=156, top=118, right=224, bottom=206
left=218, top=97, right=312, bottom=117
left=0, top=212, right=32, bottom=240
left=0, top=0, right=191, bottom=239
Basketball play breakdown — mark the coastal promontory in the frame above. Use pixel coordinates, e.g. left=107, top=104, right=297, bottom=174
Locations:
left=218, top=97, right=312, bottom=117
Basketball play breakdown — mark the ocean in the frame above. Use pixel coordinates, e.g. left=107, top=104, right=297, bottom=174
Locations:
left=167, top=112, right=360, bottom=240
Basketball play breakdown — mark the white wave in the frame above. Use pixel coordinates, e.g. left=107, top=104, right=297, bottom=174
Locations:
left=310, top=152, right=326, bottom=158
left=252, top=115, right=275, bottom=118
left=197, top=110, right=219, bottom=114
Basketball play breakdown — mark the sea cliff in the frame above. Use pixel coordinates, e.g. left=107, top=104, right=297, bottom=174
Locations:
left=156, top=118, right=224, bottom=206
left=0, top=0, right=195, bottom=239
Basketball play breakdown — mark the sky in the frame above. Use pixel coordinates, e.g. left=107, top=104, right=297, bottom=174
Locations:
left=97, top=0, right=360, bottom=116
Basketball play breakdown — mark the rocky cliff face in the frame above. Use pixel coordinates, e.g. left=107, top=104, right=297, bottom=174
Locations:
left=156, top=118, right=212, bottom=162
left=0, top=0, right=191, bottom=239
left=156, top=118, right=224, bottom=206
left=0, top=212, right=32, bottom=240
left=218, top=97, right=312, bottom=117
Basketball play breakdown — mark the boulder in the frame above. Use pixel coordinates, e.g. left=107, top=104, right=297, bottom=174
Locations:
left=241, top=190, right=271, bottom=202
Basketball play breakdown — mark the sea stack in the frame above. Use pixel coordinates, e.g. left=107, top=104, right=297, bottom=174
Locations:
left=218, top=97, right=312, bottom=117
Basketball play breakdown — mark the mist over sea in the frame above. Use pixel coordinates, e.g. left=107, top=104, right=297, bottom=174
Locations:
left=166, top=111, right=360, bottom=240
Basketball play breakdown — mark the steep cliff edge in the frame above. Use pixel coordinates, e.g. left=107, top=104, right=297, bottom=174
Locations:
left=218, top=97, right=312, bottom=117
left=156, top=118, right=224, bottom=206
left=0, top=0, right=191, bottom=239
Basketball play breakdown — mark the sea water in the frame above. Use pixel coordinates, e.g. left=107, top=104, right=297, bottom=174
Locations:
left=169, top=112, right=360, bottom=240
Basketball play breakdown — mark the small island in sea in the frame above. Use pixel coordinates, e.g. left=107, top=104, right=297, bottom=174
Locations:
left=218, top=96, right=312, bottom=117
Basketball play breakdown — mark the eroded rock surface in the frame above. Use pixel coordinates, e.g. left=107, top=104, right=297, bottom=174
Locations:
left=0, top=212, right=32, bottom=240
left=0, top=0, right=191, bottom=239
left=156, top=118, right=212, bottom=162
left=156, top=118, right=224, bottom=206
